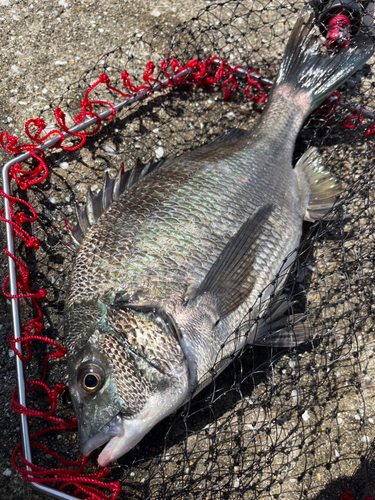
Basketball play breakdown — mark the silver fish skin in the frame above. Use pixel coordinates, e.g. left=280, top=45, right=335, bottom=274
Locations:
left=64, top=6, right=373, bottom=466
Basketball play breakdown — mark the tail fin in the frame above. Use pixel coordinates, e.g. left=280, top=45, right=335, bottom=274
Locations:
left=275, top=6, right=374, bottom=111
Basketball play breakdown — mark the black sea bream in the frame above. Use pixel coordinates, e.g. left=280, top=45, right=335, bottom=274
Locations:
left=64, top=7, right=373, bottom=466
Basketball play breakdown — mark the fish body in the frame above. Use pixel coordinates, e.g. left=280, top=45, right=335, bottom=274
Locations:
left=64, top=7, right=373, bottom=466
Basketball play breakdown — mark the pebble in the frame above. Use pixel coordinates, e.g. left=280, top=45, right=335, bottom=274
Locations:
left=3, top=469, right=12, bottom=476
left=302, top=410, right=309, bottom=422
left=155, top=147, right=164, bottom=159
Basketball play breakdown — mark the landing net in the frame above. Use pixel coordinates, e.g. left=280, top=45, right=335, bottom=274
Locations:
left=1, top=1, right=375, bottom=499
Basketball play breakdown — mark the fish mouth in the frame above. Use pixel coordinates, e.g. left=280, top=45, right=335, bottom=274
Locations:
left=82, top=413, right=150, bottom=467
left=82, top=414, right=125, bottom=459
left=80, top=365, right=190, bottom=466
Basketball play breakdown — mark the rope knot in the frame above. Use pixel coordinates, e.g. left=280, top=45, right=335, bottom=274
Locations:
left=1, top=132, right=19, bottom=153
left=99, top=73, right=110, bottom=84
left=326, top=14, right=351, bottom=52
left=26, top=236, right=40, bottom=250
left=54, top=107, right=65, bottom=120
left=54, top=383, right=65, bottom=396
left=35, top=288, right=47, bottom=299
left=34, top=117, right=45, bottom=128
left=13, top=212, right=29, bottom=225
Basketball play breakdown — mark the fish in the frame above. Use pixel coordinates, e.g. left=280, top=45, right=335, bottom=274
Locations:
left=64, top=6, right=373, bottom=467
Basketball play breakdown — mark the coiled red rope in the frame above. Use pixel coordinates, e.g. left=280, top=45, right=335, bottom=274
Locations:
left=0, top=56, right=267, bottom=499
left=326, top=13, right=351, bottom=52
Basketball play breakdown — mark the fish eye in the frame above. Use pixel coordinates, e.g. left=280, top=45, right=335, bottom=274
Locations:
left=77, top=362, right=105, bottom=394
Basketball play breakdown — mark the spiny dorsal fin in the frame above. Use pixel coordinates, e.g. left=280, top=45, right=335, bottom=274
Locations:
left=67, top=156, right=175, bottom=248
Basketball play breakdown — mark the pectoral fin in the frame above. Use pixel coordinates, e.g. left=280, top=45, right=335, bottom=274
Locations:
left=189, top=205, right=274, bottom=318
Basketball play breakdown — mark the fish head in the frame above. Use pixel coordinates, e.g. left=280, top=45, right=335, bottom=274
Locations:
left=66, top=304, right=189, bottom=466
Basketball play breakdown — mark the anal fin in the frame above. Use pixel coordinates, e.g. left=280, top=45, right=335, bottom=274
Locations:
left=255, top=313, right=314, bottom=347
left=254, top=295, right=314, bottom=347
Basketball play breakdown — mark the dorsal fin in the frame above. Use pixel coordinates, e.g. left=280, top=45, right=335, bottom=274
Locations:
left=67, top=157, right=173, bottom=248
left=212, top=128, right=248, bottom=144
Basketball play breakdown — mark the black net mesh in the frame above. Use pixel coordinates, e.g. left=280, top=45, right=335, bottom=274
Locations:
left=7, top=0, right=375, bottom=498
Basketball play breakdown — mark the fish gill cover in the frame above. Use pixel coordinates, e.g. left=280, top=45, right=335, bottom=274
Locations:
left=1, top=0, right=375, bottom=499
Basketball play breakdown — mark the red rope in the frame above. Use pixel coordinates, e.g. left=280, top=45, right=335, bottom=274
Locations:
left=1, top=55, right=266, bottom=499
left=0, top=53, right=371, bottom=498
left=340, top=491, right=374, bottom=500
left=246, top=68, right=267, bottom=103
left=326, top=14, right=351, bottom=52
left=343, top=107, right=365, bottom=129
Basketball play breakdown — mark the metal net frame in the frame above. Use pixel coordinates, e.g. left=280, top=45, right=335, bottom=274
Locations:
left=2, top=1, right=375, bottom=499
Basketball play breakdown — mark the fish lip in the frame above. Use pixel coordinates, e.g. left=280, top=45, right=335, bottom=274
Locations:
left=97, top=435, right=126, bottom=467
left=96, top=418, right=145, bottom=467
left=82, top=413, right=124, bottom=457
